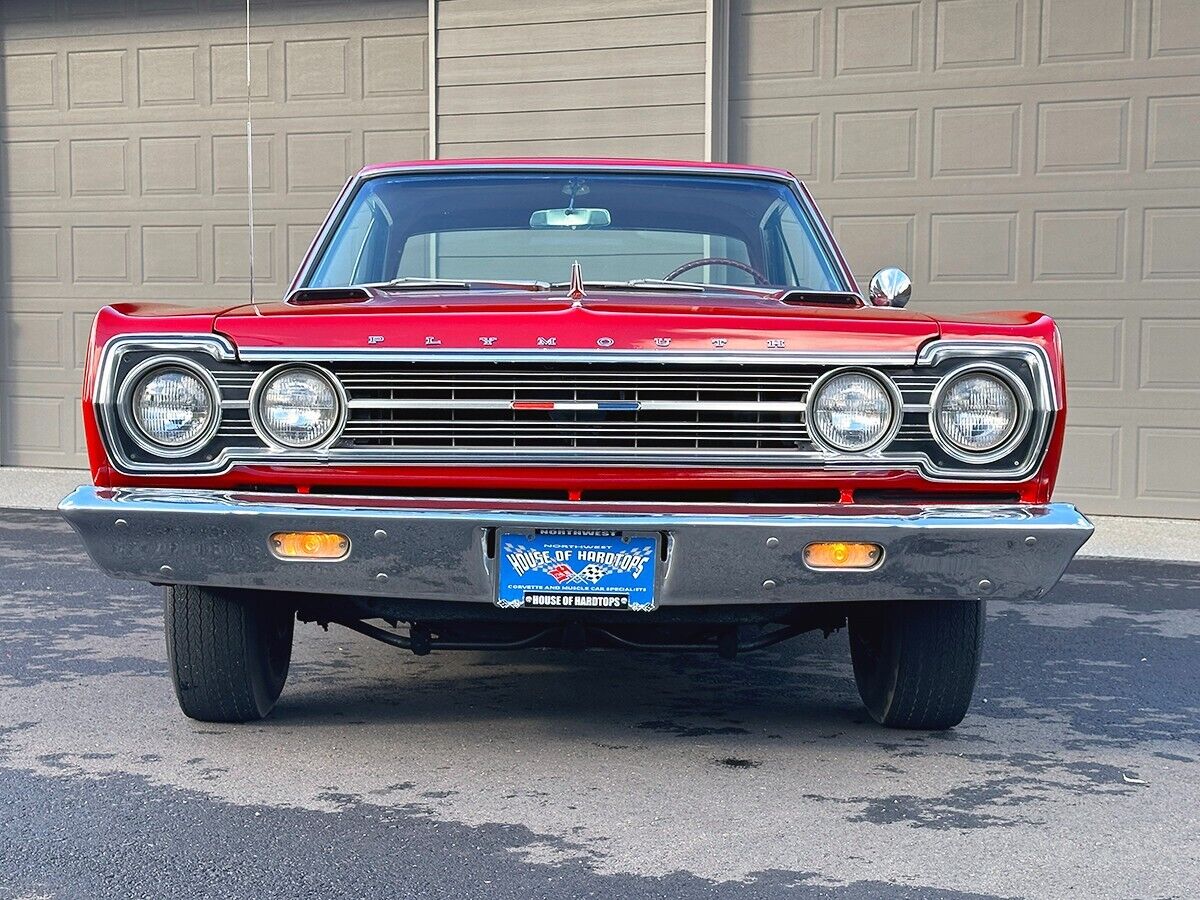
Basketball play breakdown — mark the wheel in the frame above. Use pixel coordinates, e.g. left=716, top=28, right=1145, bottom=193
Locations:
left=164, top=585, right=294, bottom=722
left=848, top=598, right=984, bottom=730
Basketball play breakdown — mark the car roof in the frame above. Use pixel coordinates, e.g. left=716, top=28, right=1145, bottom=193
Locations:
left=356, top=157, right=796, bottom=180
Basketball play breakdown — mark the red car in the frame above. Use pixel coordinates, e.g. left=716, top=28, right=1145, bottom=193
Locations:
left=61, top=159, right=1093, bottom=729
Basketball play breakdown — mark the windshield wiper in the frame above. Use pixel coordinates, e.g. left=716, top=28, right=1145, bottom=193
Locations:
left=549, top=279, right=706, bottom=293
left=357, top=277, right=551, bottom=291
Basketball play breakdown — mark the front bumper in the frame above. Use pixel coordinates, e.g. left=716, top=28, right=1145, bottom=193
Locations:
left=60, top=487, right=1092, bottom=606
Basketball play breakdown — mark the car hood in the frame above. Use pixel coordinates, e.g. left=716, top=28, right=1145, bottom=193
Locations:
left=213, top=289, right=941, bottom=359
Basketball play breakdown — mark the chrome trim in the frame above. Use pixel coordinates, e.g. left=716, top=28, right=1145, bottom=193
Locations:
left=929, top=363, right=1032, bottom=464
left=113, top=355, right=223, bottom=459
left=60, top=486, right=1093, bottom=607
left=238, top=347, right=920, bottom=366
left=868, top=267, right=913, bottom=308
left=249, top=363, right=349, bottom=451
left=805, top=367, right=903, bottom=454
left=346, top=398, right=808, bottom=413
left=918, top=341, right=1055, bottom=476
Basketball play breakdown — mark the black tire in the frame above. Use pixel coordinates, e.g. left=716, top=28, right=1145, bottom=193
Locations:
left=164, top=585, right=294, bottom=722
left=848, top=599, right=984, bottom=730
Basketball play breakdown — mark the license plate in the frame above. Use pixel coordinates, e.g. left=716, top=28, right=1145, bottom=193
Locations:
left=495, top=530, right=658, bottom=611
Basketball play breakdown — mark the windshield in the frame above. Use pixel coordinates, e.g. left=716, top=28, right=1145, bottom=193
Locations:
left=303, top=171, right=847, bottom=292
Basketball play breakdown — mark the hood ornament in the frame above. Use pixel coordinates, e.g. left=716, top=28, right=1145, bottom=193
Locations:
left=567, top=259, right=586, bottom=303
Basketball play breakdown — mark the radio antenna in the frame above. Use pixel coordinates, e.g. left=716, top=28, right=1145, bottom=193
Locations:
left=246, top=0, right=259, bottom=315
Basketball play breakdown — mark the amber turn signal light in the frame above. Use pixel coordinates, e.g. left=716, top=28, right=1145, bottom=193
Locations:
left=803, top=541, right=882, bottom=570
left=270, top=531, right=350, bottom=561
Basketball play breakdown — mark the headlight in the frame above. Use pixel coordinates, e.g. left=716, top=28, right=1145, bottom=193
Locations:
left=933, top=369, right=1020, bottom=454
left=129, top=365, right=217, bottom=450
left=809, top=370, right=897, bottom=452
left=255, top=366, right=343, bottom=448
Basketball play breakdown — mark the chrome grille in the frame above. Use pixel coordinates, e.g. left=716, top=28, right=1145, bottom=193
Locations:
left=333, top=362, right=815, bottom=452
left=211, top=363, right=945, bottom=455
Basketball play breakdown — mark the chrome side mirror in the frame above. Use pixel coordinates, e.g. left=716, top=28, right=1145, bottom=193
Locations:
left=868, top=267, right=912, bottom=308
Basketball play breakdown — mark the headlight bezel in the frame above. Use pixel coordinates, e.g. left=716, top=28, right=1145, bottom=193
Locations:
left=806, top=367, right=902, bottom=454
left=250, top=363, right=347, bottom=450
left=929, top=363, right=1032, bottom=464
left=117, top=356, right=222, bottom=457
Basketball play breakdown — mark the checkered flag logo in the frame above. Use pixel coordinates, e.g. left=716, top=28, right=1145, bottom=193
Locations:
left=573, top=563, right=611, bottom=584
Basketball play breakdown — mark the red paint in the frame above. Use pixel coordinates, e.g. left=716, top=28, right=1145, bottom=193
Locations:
left=212, top=293, right=940, bottom=356
left=93, top=463, right=1047, bottom=502
left=78, top=160, right=1070, bottom=506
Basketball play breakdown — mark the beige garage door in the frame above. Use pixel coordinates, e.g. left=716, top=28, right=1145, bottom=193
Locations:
left=0, top=0, right=428, bottom=468
left=434, top=0, right=707, bottom=159
left=730, top=0, right=1200, bottom=518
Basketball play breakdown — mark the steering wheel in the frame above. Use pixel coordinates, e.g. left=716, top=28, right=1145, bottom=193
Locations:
left=663, top=257, right=769, bottom=285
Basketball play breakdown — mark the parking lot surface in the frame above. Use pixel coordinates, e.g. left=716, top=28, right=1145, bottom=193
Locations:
left=1, top=509, right=1196, bottom=899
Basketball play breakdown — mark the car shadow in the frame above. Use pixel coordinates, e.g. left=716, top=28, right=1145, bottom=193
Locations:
left=271, top=628, right=898, bottom=752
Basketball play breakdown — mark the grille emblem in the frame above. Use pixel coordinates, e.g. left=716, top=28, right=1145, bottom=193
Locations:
left=512, top=400, right=640, bottom=411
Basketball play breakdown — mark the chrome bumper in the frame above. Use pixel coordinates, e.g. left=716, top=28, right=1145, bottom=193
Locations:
left=59, top=487, right=1092, bottom=606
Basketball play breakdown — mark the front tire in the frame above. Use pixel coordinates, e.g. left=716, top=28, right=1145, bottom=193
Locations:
left=848, top=598, right=984, bottom=730
left=164, top=585, right=294, bottom=722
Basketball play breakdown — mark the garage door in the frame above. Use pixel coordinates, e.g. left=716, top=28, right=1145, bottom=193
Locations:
left=0, top=0, right=428, bottom=468
left=729, top=0, right=1200, bottom=518
left=433, top=0, right=707, bottom=159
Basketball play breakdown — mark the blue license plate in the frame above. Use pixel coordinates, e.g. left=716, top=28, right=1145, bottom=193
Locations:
left=496, top=530, right=658, bottom=611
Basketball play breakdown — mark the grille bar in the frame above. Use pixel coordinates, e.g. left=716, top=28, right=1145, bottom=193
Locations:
left=214, top=361, right=960, bottom=457
left=325, top=361, right=818, bottom=452
left=346, top=399, right=806, bottom=412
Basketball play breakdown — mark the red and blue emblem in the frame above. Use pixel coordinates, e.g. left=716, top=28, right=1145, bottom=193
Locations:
left=511, top=401, right=640, bottom=411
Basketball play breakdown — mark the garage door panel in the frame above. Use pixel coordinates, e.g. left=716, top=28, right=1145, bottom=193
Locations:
left=810, top=191, right=1200, bottom=302
left=1058, top=423, right=1123, bottom=504
left=0, top=1, right=429, bottom=467
left=435, top=3, right=706, bottom=159
left=732, top=0, right=1200, bottom=517
left=2, top=24, right=427, bottom=131
left=732, top=79, right=1200, bottom=199
left=1051, top=406, right=1200, bottom=517
left=733, top=0, right=1199, bottom=102
left=441, top=75, right=707, bottom=116
left=3, top=116, right=426, bottom=213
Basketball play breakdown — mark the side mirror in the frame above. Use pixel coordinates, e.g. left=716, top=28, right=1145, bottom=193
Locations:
left=868, top=267, right=912, bottom=308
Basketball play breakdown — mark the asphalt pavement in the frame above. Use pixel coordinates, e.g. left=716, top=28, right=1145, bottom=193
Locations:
left=0, top=508, right=1196, bottom=899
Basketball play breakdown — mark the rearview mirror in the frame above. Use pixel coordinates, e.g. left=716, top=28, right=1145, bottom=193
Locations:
left=529, top=207, right=611, bottom=229
left=868, top=267, right=912, bottom=308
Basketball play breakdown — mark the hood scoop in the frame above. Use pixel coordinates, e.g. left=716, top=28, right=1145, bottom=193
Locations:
left=286, top=286, right=371, bottom=305
left=777, top=289, right=863, bottom=307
